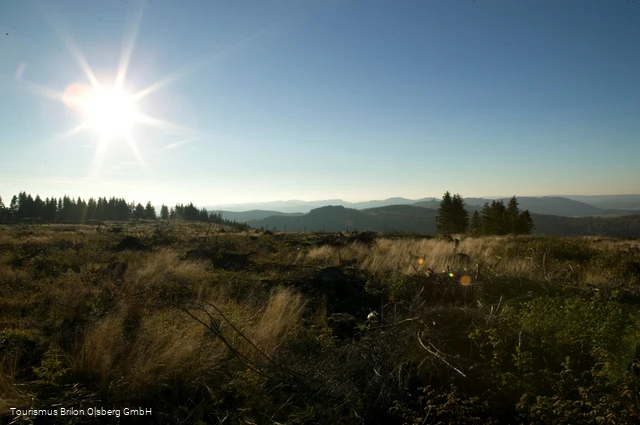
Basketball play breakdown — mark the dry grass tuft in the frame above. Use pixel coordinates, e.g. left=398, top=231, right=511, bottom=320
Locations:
left=68, top=314, right=124, bottom=384
left=128, top=249, right=207, bottom=284
left=69, top=308, right=223, bottom=394
left=304, top=237, right=507, bottom=275
left=247, top=287, right=306, bottom=358
left=122, top=249, right=211, bottom=306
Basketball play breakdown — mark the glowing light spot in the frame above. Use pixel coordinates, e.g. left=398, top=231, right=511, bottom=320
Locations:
left=460, top=275, right=472, bottom=286
left=62, top=83, right=92, bottom=112
left=418, top=258, right=424, bottom=265
left=85, top=87, right=138, bottom=137
left=62, top=83, right=138, bottom=138
left=448, top=272, right=455, bottom=278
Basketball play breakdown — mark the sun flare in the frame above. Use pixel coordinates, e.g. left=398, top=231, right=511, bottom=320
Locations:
left=87, top=88, right=138, bottom=137
left=63, top=83, right=139, bottom=138
left=20, top=0, right=226, bottom=179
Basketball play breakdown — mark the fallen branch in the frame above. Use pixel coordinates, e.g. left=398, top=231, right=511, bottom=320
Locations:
left=417, top=330, right=466, bottom=378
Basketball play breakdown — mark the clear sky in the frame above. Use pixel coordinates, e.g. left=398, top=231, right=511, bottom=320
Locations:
left=1, top=0, right=639, bottom=207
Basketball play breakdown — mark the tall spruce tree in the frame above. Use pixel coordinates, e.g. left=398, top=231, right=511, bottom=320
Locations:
left=451, top=194, right=469, bottom=233
left=486, top=200, right=508, bottom=235
left=506, top=196, right=519, bottom=233
left=199, top=208, right=209, bottom=221
left=436, top=191, right=454, bottom=234
left=9, top=195, right=18, bottom=219
left=145, top=201, right=157, bottom=220
left=0, top=196, right=6, bottom=223
left=516, top=210, right=535, bottom=235
left=134, top=203, right=145, bottom=220
left=160, top=204, right=169, bottom=220
left=34, top=195, right=44, bottom=219
left=469, top=210, right=482, bottom=235
left=77, top=197, right=87, bottom=222
left=87, top=198, right=97, bottom=220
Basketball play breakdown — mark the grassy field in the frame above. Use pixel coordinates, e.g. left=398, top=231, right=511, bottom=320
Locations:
left=1, top=222, right=640, bottom=424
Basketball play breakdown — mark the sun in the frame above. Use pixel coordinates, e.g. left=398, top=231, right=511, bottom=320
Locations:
left=85, top=87, right=138, bottom=138
left=63, top=83, right=139, bottom=138
left=19, top=0, right=271, bottom=177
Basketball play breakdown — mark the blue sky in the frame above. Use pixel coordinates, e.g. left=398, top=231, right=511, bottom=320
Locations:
left=1, top=0, right=638, bottom=207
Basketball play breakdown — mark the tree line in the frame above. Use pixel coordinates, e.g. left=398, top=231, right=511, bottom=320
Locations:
left=0, top=192, right=248, bottom=229
left=436, top=191, right=534, bottom=235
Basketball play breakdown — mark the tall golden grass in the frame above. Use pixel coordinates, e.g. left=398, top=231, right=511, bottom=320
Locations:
left=302, top=236, right=504, bottom=275
left=66, top=248, right=307, bottom=396
left=300, top=235, right=640, bottom=285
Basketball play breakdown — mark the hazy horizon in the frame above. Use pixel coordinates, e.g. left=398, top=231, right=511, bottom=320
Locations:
left=2, top=0, right=638, bottom=207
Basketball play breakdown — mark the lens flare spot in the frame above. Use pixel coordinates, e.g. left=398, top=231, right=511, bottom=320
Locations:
left=460, top=275, right=472, bottom=286
left=448, top=272, right=455, bottom=278
left=62, top=83, right=92, bottom=111
left=14, top=62, right=26, bottom=80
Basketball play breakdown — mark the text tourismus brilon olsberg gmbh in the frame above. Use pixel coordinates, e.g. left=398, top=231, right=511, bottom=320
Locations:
left=10, top=407, right=152, bottom=418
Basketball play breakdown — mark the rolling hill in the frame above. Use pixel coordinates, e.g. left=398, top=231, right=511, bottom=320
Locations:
left=209, top=195, right=640, bottom=218
left=413, top=196, right=639, bottom=217
left=246, top=205, right=640, bottom=238
left=214, top=210, right=304, bottom=222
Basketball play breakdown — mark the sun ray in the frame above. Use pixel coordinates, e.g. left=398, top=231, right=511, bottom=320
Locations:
left=131, top=52, right=214, bottom=102
left=38, top=0, right=101, bottom=89
left=155, top=137, right=199, bottom=153
left=135, top=113, right=201, bottom=137
left=115, top=0, right=146, bottom=91
left=49, top=122, right=91, bottom=144
left=30, top=0, right=248, bottom=180
left=89, top=136, right=110, bottom=178
left=132, top=19, right=284, bottom=102
left=123, top=133, right=146, bottom=166
left=17, top=80, right=65, bottom=101
left=124, top=133, right=155, bottom=181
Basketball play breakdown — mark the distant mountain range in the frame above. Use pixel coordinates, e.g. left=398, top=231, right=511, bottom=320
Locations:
left=556, top=194, right=640, bottom=211
left=413, top=197, right=639, bottom=218
left=204, top=195, right=640, bottom=238
left=245, top=205, right=439, bottom=234
left=208, top=195, right=640, bottom=221
left=242, top=204, right=640, bottom=238
left=207, top=197, right=436, bottom=214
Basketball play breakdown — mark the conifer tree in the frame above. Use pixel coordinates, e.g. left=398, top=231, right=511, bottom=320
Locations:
left=87, top=198, right=97, bottom=220
left=160, top=204, right=169, bottom=220
left=9, top=195, right=18, bottom=219
left=516, top=210, right=535, bottom=235
left=134, top=203, right=145, bottom=220
left=145, top=201, right=157, bottom=220
left=436, top=191, right=454, bottom=234
left=199, top=208, right=209, bottom=221
left=451, top=194, right=469, bottom=233
left=469, top=210, right=482, bottom=235
left=0, top=196, right=6, bottom=223
left=506, top=196, right=519, bottom=233
left=485, top=200, right=508, bottom=235
left=77, top=197, right=87, bottom=222
left=34, top=195, right=45, bottom=219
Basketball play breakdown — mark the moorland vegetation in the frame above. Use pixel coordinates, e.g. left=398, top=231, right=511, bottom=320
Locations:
left=1, top=215, right=640, bottom=424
